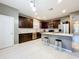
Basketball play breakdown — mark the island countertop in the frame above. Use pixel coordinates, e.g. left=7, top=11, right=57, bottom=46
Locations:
left=42, top=32, right=73, bottom=37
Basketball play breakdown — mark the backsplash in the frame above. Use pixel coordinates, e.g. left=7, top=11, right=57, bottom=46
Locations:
left=41, top=29, right=60, bottom=32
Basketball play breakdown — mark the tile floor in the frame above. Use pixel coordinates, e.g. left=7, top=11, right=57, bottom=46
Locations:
left=0, top=39, right=79, bottom=59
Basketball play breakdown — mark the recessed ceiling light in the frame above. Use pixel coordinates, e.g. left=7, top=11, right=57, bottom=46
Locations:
left=58, top=0, right=62, bottom=3
left=29, top=0, right=37, bottom=12
left=62, top=9, right=66, bottom=13
left=48, top=8, right=53, bottom=11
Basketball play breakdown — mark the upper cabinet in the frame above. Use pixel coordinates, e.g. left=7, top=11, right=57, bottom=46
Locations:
left=19, top=16, right=33, bottom=28
left=40, top=20, right=60, bottom=29
left=48, top=20, right=60, bottom=28
left=40, top=21, right=48, bottom=29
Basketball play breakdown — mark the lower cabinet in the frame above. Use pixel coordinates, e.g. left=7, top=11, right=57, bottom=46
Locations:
left=19, top=32, right=41, bottom=43
left=19, top=33, right=32, bottom=43
left=37, top=32, right=41, bottom=39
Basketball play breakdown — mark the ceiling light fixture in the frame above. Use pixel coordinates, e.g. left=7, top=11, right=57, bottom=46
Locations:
left=32, top=6, right=36, bottom=12
left=58, top=0, right=62, bottom=3
left=30, top=0, right=36, bottom=12
left=30, top=2, right=34, bottom=8
left=62, top=9, right=66, bottom=13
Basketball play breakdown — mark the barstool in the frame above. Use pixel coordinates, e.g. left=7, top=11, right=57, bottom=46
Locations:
left=55, top=39, right=62, bottom=50
left=44, top=37, right=50, bottom=45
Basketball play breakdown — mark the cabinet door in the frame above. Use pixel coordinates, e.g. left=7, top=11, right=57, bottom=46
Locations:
left=19, top=16, right=27, bottom=28
left=19, top=16, right=33, bottom=28
left=19, top=33, right=32, bottom=43
left=37, top=32, right=41, bottom=39
left=41, top=21, right=48, bottom=28
left=49, top=20, right=60, bottom=28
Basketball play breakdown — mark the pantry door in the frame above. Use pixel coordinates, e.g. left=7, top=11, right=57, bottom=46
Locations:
left=0, top=14, right=14, bottom=49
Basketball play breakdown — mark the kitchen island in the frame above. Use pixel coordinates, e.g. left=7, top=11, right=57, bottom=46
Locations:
left=42, top=32, right=73, bottom=51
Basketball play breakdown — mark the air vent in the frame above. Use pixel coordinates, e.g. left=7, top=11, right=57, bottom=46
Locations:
left=48, top=8, right=53, bottom=11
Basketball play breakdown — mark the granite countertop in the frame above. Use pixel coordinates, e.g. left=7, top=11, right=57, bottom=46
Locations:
left=42, top=32, right=73, bottom=37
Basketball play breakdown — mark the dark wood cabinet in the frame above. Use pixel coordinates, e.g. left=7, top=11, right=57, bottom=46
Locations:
left=19, top=16, right=33, bottom=28
left=19, top=32, right=41, bottom=43
left=40, top=21, right=48, bottom=29
left=37, top=32, right=41, bottom=39
left=40, top=20, right=60, bottom=29
left=48, top=20, right=60, bottom=28
left=19, top=33, right=32, bottom=43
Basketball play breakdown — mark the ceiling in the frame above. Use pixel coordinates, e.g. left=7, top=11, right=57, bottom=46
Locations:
left=0, top=0, right=79, bottom=20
